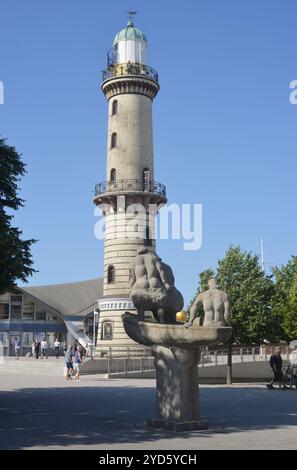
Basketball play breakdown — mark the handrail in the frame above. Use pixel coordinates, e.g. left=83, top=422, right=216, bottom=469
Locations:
left=95, top=179, right=166, bottom=197
left=102, top=63, right=158, bottom=83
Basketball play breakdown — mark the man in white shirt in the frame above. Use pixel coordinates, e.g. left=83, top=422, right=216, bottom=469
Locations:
left=53, top=338, right=61, bottom=359
left=289, top=347, right=297, bottom=366
left=41, top=338, right=48, bottom=359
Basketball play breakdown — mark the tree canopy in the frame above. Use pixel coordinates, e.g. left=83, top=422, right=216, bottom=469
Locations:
left=0, top=137, right=36, bottom=294
left=188, top=246, right=282, bottom=345
left=272, top=256, right=297, bottom=341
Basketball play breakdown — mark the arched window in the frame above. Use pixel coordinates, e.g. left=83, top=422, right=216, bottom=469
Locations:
left=143, top=168, right=150, bottom=190
left=112, top=100, right=118, bottom=115
left=111, top=132, right=117, bottom=148
left=107, top=265, right=115, bottom=284
left=110, top=168, right=116, bottom=182
left=101, top=321, right=113, bottom=340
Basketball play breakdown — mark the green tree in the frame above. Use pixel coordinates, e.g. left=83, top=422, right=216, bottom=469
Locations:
left=0, top=137, right=36, bottom=294
left=216, top=246, right=279, bottom=345
left=189, top=246, right=280, bottom=383
left=286, top=272, right=297, bottom=339
left=272, top=256, right=297, bottom=341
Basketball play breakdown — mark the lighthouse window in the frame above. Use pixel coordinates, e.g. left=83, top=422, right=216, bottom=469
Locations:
left=107, top=265, right=115, bottom=284
left=111, top=132, right=117, bottom=148
left=112, top=100, right=118, bottom=115
left=144, top=226, right=153, bottom=246
left=143, top=168, right=150, bottom=190
left=110, top=168, right=116, bottom=182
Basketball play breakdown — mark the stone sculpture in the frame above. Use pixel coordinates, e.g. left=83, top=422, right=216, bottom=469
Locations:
left=186, top=278, right=231, bottom=328
left=123, top=259, right=232, bottom=431
left=129, top=246, right=183, bottom=324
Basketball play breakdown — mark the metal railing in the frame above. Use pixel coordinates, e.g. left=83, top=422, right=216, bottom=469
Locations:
left=95, top=179, right=166, bottom=197
left=106, top=356, right=155, bottom=376
left=199, top=346, right=291, bottom=367
left=102, top=63, right=159, bottom=82
left=95, top=345, right=152, bottom=358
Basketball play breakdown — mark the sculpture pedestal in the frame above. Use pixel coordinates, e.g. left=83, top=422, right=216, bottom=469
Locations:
left=121, top=313, right=232, bottom=432
left=147, top=345, right=208, bottom=431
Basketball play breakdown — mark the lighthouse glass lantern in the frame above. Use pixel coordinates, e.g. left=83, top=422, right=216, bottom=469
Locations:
left=108, top=19, right=148, bottom=66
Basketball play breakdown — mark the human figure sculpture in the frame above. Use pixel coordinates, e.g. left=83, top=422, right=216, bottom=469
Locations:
left=186, top=278, right=231, bottom=328
left=129, top=246, right=184, bottom=324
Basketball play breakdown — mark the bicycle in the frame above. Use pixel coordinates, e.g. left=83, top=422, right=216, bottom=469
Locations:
left=283, top=363, right=297, bottom=389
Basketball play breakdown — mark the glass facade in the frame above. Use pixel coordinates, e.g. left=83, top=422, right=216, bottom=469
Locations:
left=36, top=302, right=46, bottom=321
left=10, top=295, right=22, bottom=321
left=0, top=292, right=67, bottom=356
left=0, top=303, right=9, bottom=320
left=23, top=302, right=35, bottom=321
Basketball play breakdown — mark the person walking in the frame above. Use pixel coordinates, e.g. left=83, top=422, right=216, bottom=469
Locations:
left=53, top=338, right=61, bottom=359
left=14, top=337, right=21, bottom=359
left=31, top=340, right=36, bottom=358
left=41, top=338, right=48, bottom=359
left=289, top=345, right=297, bottom=366
left=73, top=346, right=84, bottom=381
left=65, top=345, right=73, bottom=380
left=86, top=339, right=93, bottom=358
left=35, top=341, right=40, bottom=359
left=267, top=347, right=288, bottom=389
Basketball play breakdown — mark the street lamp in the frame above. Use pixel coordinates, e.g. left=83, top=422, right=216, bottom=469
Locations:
left=92, top=308, right=100, bottom=358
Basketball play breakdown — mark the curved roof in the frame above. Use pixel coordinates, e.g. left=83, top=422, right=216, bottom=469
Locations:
left=20, top=278, right=103, bottom=317
left=113, top=20, right=148, bottom=45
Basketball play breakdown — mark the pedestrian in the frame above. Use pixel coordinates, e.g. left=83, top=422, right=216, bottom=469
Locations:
left=63, top=341, right=67, bottom=356
left=267, top=347, right=288, bottom=390
left=65, top=345, right=73, bottom=380
left=41, top=338, right=48, bottom=359
left=73, top=346, right=84, bottom=381
left=289, top=345, right=297, bottom=366
left=53, top=338, right=61, bottom=359
left=86, top=339, right=93, bottom=357
left=31, top=340, right=36, bottom=358
left=35, top=341, right=40, bottom=359
left=14, top=337, right=21, bottom=359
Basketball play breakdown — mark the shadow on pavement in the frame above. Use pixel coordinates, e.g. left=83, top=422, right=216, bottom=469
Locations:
left=0, top=384, right=297, bottom=449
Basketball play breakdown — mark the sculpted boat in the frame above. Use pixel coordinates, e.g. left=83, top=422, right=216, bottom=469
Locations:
left=122, top=312, right=232, bottom=349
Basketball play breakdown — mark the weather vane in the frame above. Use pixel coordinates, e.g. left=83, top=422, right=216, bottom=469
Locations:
left=126, top=10, right=138, bottom=23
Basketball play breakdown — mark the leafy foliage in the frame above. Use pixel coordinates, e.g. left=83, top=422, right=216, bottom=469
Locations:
left=188, top=246, right=282, bottom=345
left=272, top=256, right=297, bottom=341
left=0, top=137, right=37, bottom=294
left=216, top=246, right=278, bottom=344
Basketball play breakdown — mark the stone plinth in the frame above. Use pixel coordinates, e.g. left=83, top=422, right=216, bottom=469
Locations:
left=148, top=345, right=208, bottom=431
left=122, top=312, right=232, bottom=431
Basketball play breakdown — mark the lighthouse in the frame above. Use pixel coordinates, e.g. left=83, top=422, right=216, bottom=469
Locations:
left=94, top=15, right=166, bottom=355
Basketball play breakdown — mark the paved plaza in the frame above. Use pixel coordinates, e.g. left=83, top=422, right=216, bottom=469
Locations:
left=0, top=362, right=296, bottom=450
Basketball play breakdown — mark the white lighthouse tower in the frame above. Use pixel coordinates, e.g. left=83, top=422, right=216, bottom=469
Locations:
left=94, top=15, right=166, bottom=355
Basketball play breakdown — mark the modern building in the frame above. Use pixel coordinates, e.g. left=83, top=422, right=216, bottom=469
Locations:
left=0, top=278, right=103, bottom=356
left=93, top=16, right=166, bottom=355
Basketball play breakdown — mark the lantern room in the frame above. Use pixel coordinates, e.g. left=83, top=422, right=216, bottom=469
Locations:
left=107, top=19, right=148, bottom=67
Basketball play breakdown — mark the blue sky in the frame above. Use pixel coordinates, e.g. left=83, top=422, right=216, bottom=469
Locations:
left=0, top=0, right=296, bottom=305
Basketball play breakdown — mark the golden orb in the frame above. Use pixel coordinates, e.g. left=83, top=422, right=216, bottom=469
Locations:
left=176, top=310, right=187, bottom=323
